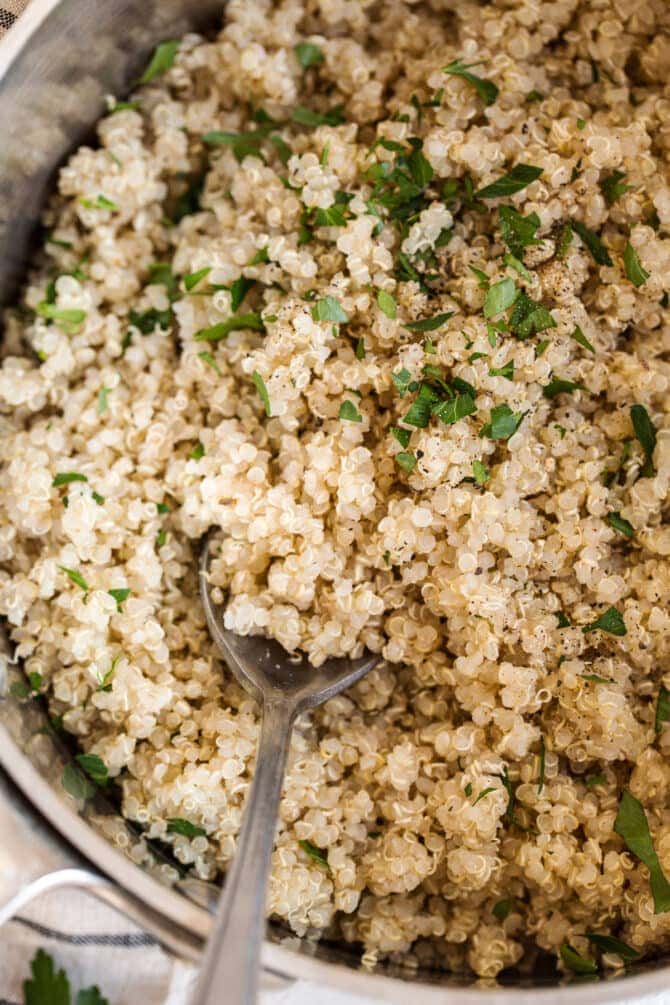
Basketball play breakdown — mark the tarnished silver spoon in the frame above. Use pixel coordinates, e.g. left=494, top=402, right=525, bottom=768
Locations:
left=192, top=533, right=379, bottom=1005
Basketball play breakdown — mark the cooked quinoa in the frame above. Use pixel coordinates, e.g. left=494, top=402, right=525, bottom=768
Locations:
left=2, top=0, right=670, bottom=981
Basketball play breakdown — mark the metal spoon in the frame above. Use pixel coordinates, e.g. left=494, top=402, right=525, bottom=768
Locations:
left=191, top=534, right=379, bottom=1005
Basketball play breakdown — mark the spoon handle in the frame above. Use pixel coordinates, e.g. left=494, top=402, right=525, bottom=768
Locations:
left=191, top=700, right=295, bottom=1005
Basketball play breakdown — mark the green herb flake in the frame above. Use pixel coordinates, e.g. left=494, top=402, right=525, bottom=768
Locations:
left=299, top=838, right=330, bottom=870
left=443, top=59, right=499, bottom=107
left=10, top=680, right=31, bottom=700
left=167, top=818, right=207, bottom=838
left=52, top=472, right=88, bottom=487
left=111, top=99, right=142, bottom=114
left=91, top=492, right=105, bottom=506
left=61, top=763, right=96, bottom=801
left=583, top=606, right=627, bottom=637
left=184, top=266, right=212, bottom=292
left=615, top=789, right=670, bottom=913
left=488, top=360, right=514, bottom=381
left=291, top=105, right=345, bottom=128
left=405, top=312, right=454, bottom=332
left=586, top=774, right=606, bottom=787
left=556, top=222, right=573, bottom=260
left=194, top=312, right=265, bottom=342
left=631, top=403, right=657, bottom=478
left=355, top=338, right=366, bottom=360
left=403, top=383, right=441, bottom=428
left=476, top=164, right=543, bottom=200
left=599, top=170, right=630, bottom=206
left=377, top=289, right=397, bottom=319
left=58, top=565, right=89, bottom=592
left=556, top=611, right=571, bottom=628
left=480, top=404, right=525, bottom=441
left=391, top=368, right=414, bottom=398
left=492, top=899, right=512, bottom=921
left=499, top=206, right=541, bottom=258
left=433, top=393, right=477, bottom=426
left=655, top=685, right=670, bottom=734
left=560, top=943, right=598, bottom=976
left=535, top=339, right=550, bottom=357
left=311, top=296, right=349, bottom=323
left=586, top=933, right=639, bottom=962
left=570, top=325, right=595, bottom=353
left=188, top=443, right=205, bottom=461
left=23, top=949, right=73, bottom=1005
left=624, top=242, right=650, bottom=288
left=98, top=386, right=112, bottom=414
left=484, top=278, right=518, bottom=318
left=396, top=451, right=417, bottom=473
left=526, top=89, right=543, bottom=102
left=140, top=40, right=179, bottom=83
left=543, top=378, right=585, bottom=399
left=391, top=426, right=411, bottom=448
left=472, top=459, right=490, bottom=485
left=76, top=752, right=109, bottom=786
left=108, top=587, right=131, bottom=612
left=504, top=253, right=533, bottom=282
left=294, top=42, right=324, bottom=69
left=571, top=220, right=613, bottom=266
left=339, top=399, right=362, bottom=423
left=607, top=512, right=634, bottom=539
left=470, top=266, right=490, bottom=290
left=253, top=371, right=272, bottom=416
left=229, top=276, right=256, bottom=312
left=510, top=293, right=556, bottom=339
left=36, top=304, right=87, bottom=331
left=473, top=786, right=497, bottom=805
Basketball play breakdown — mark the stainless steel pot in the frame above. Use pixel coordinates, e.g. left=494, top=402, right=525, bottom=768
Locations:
left=0, top=3, right=667, bottom=1001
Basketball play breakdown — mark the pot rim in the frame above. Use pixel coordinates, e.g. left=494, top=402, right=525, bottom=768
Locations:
left=1, top=3, right=670, bottom=1001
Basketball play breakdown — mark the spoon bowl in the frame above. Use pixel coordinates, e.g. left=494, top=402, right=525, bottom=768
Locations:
left=192, top=532, right=380, bottom=1005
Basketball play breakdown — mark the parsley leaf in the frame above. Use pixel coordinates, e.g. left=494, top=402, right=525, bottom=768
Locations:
left=624, top=242, right=649, bottom=287
left=36, top=304, right=87, bottom=331
left=198, top=351, right=221, bottom=375
left=405, top=312, right=454, bottom=332
left=79, top=194, right=118, bottom=211
left=291, top=105, right=345, bottom=127
left=571, top=220, right=613, bottom=266
left=433, top=393, right=477, bottom=425
left=543, top=378, right=585, bottom=399
left=443, top=59, right=499, bottom=106
left=396, top=451, right=417, bottom=472
left=377, top=289, right=397, bottom=319
left=339, top=400, right=362, bottom=422
left=167, top=818, right=206, bottom=838
left=391, top=368, right=413, bottom=398
left=253, top=371, right=271, bottom=416
left=582, top=606, right=627, bottom=636
left=655, top=686, right=670, bottom=734
left=510, top=293, right=556, bottom=338
left=585, top=933, right=639, bottom=962
left=630, top=404, right=656, bottom=477
left=58, top=565, right=89, bottom=592
left=76, top=753, right=108, bottom=786
left=476, top=164, right=543, bottom=199
left=194, top=313, right=265, bottom=342
left=140, top=40, right=178, bottom=83
left=492, top=899, right=512, bottom=921
left=599, top=170, right=630, bottom=206
left=299, top=839, right=330, bottom=870
left=98, top=386, right=111, bottom=414
left=499, top=206, right=541, bottom=258
left=560, top=943, right=598, bottom=975
left=570, top=325, right=595, bottom=353
left=76, top=987, right=109, bottom=1005
left=484, top=278, right=518, bottom=318
left=229, top=276, right=255, bottom=312
left=488, top=360, right=514, bottom=380
left=311, top=296, right=349, bottom=323
left=472, top=459, right=490, bottom=485
left=404, top=383, right=441, bottom=427
left=189, top=443, right=205, bottom=461
left=23, top=949, right=71, bottom=1005
left=294, top=42, right=324, bottom=69
left=61, top=763, right=96, bottom=800
left=183, top=266, right=212, bottom=291
left=391, top=426, right=411, bottom=448
left=52, top=472, right=87, bottom=487
left=615, top=790, right=670, bottom=913
left=108, top=587, right=131, bottom=612
left=480, top=404, right=525, bottom=440
left=607, top=512, right=634, bottom=538
left=473, top=786, right=497, bottom=805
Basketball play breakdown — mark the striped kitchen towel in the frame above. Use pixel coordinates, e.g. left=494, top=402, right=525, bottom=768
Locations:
left=0, top=1, right=27, bottom=37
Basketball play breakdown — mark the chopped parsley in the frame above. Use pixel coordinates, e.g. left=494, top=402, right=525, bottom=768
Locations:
left=630, top=403, right=656, bottom=477
left=556, top=611, right=571, bottom=628
left=472, top=459, right=490, bottom=485
left=198, top=351, right=221, bottom=375
left=433, top=393, right=477, bottom=425
left=488, top=360, right=514, bottom=380
left=624, top=242, right=649, bottom=287
left=108, top=587, right=130, bottom=612
left=167, top=818, right=207, bottom=838
left=24, top=948, right=110, bottom=1005
left=473, top=786, right=496, bottom=805
left=395, top=451, right=417, bottom=473
left=569, top=325, right=595, bottom=353
left=476, top=164, right=543, bottom=200
left=599, top=170, right=630, bottom=206
left=76, top=752, right=108, bottom=786
left=140, top=39, right=178, bottom=83
left=586, top=933, right=639, bottom=962
left=377, top=289, right=397, bottom=319
left=480, top=404, right=525, bottom=440
left=499, top=206, right=541, bottom=258
left=391, top=368, right=414, bottom=398
left=492, top=899, right=512, bottom=921
left=615, top=790, right=670, bottom=913
left=655, top=686, right=670, bottom=734
left=504, top=253, right=532, bottom=281
left=79, top=194, right=118, bottom=211
left=36, top=304, right=86, bottom=332
left=189, top=443, right=205, bottom=461
left=355, top=338, right=366, bottom=359
left=570, top=220, right=613, bottom=266
left=299, top=839, right=330, bottom=870
left=484, top=278, right=518, bottom=318
left=291, top=104, right=345, bottom=127
left=52, top=472, right=87, bottom=487
left=248, top=247, right=269, bottom=265
left=405, top=312, right=454, bottom=332
left=339, top=400, right=362, bottom=423
left=391, top=426, right=411, bottom=448
left=194, top=312, right=265, bottom=342
left=311, top=296, right=349, bottom=323
left=294, top=42, right=324, bottom=69
left=58, top=566, right=89, bottom=592
left=183, top=266, right=212, bottom=291
left=585, top=774, right=606, bottom=787
left=111, top=99, right=142, bottom=114
left=582, top=606, right=627, bottom=636
left=97, top=386, right=112, bottom=414
left=443, top=59, right=499, bottom=106
left=543, top=378, right=585, bottom=399
left=253, top=371, right=271, bottom=416
left=607, top=512, right=634, bottom=538
left=229, top=276, right=256, bottom=311
left=510, top=293, right=556, bottom=338
left=560, top=943, right=597, bottom=976
left=403, top=383, right=440, bottom=427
